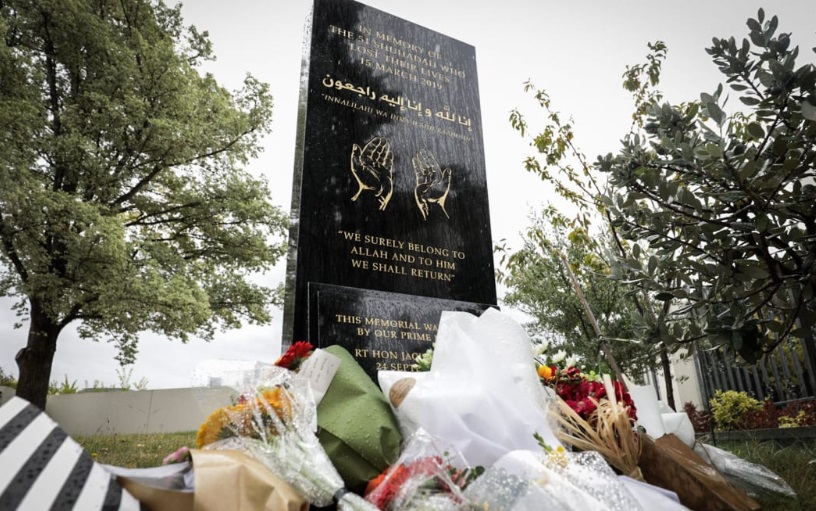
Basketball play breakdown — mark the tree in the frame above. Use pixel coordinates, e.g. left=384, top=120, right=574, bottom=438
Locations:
left=506, top=43, right=693, bottom=408
left=0, top=366, right=16, bottom=388
left=498, top=206, right=658, bottom=377
left=597, top=9, right=816, bottom=363
left=1, top=0, right=287, bottom=409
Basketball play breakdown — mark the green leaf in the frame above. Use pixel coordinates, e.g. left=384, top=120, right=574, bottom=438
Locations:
left=800, top=309, right=816, bottom=328
left=746, top=122, right=765, bottom=139
left=707, top=103, right=725, bottom=125
left=732, top=330, right=743, bottom=350
left=736, top=264, right=769, bottom=279
left=740, top=96, right=761, bottom=106
left=648, top=255, right=658, bottom=274
left=673, top=289, right=689, bottom=299
left=707, top=144, right=723, bottom=158
left=738, top=160, right=758, bottom=180
left=655, top=292, right=674, bottom=301
left=756, top=214, right=769, bottom=231
left=738, top=345, right=759, bottom=365
left=802, top=101, right=816, bottom=121
left=766, top=320, right=783, bottom=333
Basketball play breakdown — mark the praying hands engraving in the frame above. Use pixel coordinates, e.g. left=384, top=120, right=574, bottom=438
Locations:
left=350, top=137, right=394, bottom=211
left=412, top=149, right=451, bottom=220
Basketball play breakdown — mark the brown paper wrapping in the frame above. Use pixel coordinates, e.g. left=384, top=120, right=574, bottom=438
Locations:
left=638, top=434, right=761, bottom=511
left=116, top=478, right=194, bottom=511
left=193, top=450, right=309, bottom=511
left=118, top=450, right=309, bottom=511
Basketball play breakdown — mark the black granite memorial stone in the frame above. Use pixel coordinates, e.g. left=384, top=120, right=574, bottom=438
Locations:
left=309, top=284, right=494, bottom=380
left=283, top=0, right=496, bottom=369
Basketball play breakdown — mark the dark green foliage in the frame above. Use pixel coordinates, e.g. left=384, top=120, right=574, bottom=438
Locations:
left=0, top=366, right=16, bottom=388
left=597, top=9, right=816, bottom=362
left=1, top=0, right=286, bottom=408
left=499, top=207, right=657, bottom=375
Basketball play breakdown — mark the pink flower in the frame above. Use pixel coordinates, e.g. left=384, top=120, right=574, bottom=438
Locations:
left=162, top=446, right=191, bottom=465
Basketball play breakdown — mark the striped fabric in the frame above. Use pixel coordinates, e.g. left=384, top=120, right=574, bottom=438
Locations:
left=0, top=397, right=142, bottom=511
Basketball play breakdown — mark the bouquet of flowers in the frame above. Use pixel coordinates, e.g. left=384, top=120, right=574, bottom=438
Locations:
left=274, top=341, right=315, bottom=371
left=540, top=365, right=637, bottom=423
left=463, top=447, right=648, bottom=511
left=532, top=335, right=582, bottom=375
left=364, top=429, right=482, bottom=511
left=540, top=366, right=642, bottom=480
left=196, top=363, right=378, bottom=511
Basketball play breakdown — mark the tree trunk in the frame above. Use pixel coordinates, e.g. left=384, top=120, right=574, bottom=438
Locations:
left=559, top=254, right=626, bottom=384
left=659, top=344, right=676, bottom=411
left=15, top=301, right=62, bottom=410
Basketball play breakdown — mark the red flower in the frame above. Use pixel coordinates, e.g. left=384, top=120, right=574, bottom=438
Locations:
left=570, top=397, right=597, bottom=416
left=365, top=457, right=445, bottom=509
left=546, top=371, right=638, bottom=423
left=566, top=366, right=582, bottom=378
left=275, top=341, right=314, bottom=371
left=365, top=464, right=409, bottom=507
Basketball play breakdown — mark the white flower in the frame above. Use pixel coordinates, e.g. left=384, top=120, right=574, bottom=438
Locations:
left=565, top=354, right=581, bottom=368
left=551, top=350, right=567, bottom=363
left=532, top=339, right=550, bottom=356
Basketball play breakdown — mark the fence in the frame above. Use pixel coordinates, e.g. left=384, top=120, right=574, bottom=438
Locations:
left=695, top=335, right=816, bottom=407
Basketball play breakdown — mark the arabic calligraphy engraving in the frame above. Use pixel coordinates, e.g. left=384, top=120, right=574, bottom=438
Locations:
left=322, top=74, right=472, bottom=130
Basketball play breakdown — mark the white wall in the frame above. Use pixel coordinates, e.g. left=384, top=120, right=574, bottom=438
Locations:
left=0, top=386, right=237, bottom=436
left=0, top=385, right=14, bottom=406
left=653, top=351, right=704, bottom=410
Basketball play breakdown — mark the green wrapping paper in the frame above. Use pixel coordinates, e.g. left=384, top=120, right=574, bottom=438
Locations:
left=317, top=345, right=403, bottom=493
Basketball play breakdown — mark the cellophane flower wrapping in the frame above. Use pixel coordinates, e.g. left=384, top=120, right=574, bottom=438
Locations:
left=693, top=443, right=796, bottom=498
left=464, top=449, right=645, bottom=511
left=196, top=364, right=377, bottom=511
left=379, top=309, right=561, bottom=468
left=364, top=429, right=477, bottom=511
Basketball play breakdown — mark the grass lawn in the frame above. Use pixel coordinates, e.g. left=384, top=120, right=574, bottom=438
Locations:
left=76, top=432, right=815, bottom=509
left=75, top=431, right=197, bottom=468
left=714, top=439, right=816, bottom=511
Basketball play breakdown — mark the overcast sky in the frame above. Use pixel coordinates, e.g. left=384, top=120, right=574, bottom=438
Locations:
left=1, top=0, right=814, bottom=390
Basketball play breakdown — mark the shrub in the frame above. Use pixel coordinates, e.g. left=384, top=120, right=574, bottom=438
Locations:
left=683, top=401, right=714, bottom=433
left=779, top=412, right=806, bottom=428
left=46, top=375, right=79, bottom=395
left=0, top=367, right=17, bottom=388
left=733, top=399, right=782, bottom=430
left=779, top=401, right=816, bottom=427
left=708, top=390, right=816, bottom=432
left=709, top=390, right=762, bottom=430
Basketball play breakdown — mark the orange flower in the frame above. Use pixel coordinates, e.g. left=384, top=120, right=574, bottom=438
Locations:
left=538, top=364, right=555, bottom=380
left=364, top=472, right=387, bottom=497
left=196, top=387, right=291, bottom=448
